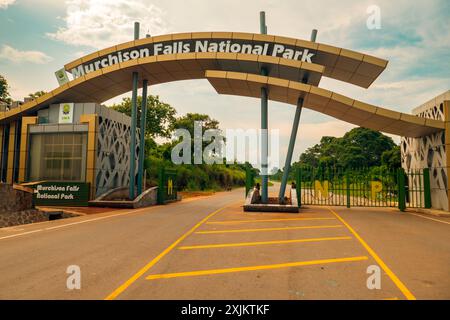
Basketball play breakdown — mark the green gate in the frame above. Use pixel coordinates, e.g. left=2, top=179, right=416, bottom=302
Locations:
left=296, top=166, right=431, bottom=210
left=157, top=167, right=177, bottom=204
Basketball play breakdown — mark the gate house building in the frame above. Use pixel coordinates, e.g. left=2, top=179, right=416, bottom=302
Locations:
left=0, top=102, right=138, bottom=199
left=0, top=29, right=448, bottom=210
left=401, top=91, right=450, bottom=211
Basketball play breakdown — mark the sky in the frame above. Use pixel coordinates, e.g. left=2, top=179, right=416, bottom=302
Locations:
left=0, top=0, right=449, bottom=169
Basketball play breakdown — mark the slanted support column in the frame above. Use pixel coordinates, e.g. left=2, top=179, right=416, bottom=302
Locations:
left=137, top=79, right=148, bottom=195
left=260, top=11, right=269, bottom=203
left=278, top=98, right=304, bottom=202
left=278, top=29, right=318, bottom=203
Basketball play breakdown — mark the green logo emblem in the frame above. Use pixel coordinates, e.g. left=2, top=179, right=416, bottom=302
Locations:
left=62, top=104, right=70, bottom=115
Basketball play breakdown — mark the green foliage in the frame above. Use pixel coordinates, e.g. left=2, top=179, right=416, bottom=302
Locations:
left=170, top=112, right=219, bottom=135
left=110, top=95, right=177, bottom=138
left=0, top=74, right=12, bottom=105
left=110, top=94, right=247, bottom=192
left=169, top=112, right=224, bottom=164
left=381, top=145, right=401, bottom=169
left=28, top=91, right=47, bottom=99
left=276, top=127, right=401, bottom=182
left=144, top=156, right=246, bottom=192
left=299, top=127, right=398, bottom=168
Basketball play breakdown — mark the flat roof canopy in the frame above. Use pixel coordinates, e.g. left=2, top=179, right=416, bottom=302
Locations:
left=205, top=70, right=444, bottom=137
left=0, top=52, right=324, bottom=122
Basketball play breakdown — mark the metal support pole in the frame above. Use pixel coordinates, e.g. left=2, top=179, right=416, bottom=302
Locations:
left=259, top=11, right=269, bottom=203
left=134, top=21, right=140, bottom=40
left=129, top=21, right=140, bottom=199
left=277, top=29, right=317, bottom=203
left=129, top=72, right=139, bottom=199
left=260, top=78, right=269, bottom=204
left=137, top=79, right=148, bottom=195
left=259, top=11, right=267, bottom=34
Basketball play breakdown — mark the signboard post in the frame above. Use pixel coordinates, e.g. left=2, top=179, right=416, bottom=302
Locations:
left=33, top=182, right=90, bottom=206
left=55, top=68, right=70, bottom=86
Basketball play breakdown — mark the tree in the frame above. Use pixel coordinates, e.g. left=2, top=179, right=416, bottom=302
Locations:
left=0, top=74, right=12, bottom=105
left=298, top=127, right=398, bottom=169
left=110, top=95, right=176, bottom=138
left=341, top=127, right=396, bottom=167
left=170, top=113, right=219, bottom=135
left=169, top=113, right=222, bottom=163
left=28, top=91, right=47, bottom=99
left=381, top=146, right=401, bottom=169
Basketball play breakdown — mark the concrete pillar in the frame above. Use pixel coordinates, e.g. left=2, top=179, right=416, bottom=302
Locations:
left=6, top=121, right=16, bottom=184
left=18, top=117, right=38, bottom=183
left=0, top=124, right=4, bottom=182
left=443, top=100, right=450, bottom=211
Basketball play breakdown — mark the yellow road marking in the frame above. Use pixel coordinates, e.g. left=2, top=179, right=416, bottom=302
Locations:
left=206, top=217, right=335, bottom=225
left=195, top=225, right=343, bottom=234
left=146, top=256, right=368, bottom=280
left=327, top=207, right=416, bottom=300
left=104, top=203, right=232, bottom=300
left=178, top=236, right=352, bottom=250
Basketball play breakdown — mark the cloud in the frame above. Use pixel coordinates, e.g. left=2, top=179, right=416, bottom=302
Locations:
left=0, top=0, right=16, bottom=9
left=0, top=45, right=53, bottom=64
left=47, top=0, right=168, bottom=49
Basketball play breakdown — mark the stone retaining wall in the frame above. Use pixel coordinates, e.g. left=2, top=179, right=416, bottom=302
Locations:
left=0, top=209, right=50, bottom=228
left=0, top=183, right=50, bottom=228
left=0, top=183, right=33, bottom=213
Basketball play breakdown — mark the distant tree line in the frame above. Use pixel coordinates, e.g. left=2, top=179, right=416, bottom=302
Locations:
left=110, top=97, right=249, bottom=191
left=272, top=127, right=401, bottom=181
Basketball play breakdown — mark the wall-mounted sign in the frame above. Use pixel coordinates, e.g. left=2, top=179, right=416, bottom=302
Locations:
left=55, top=68, right=70, bottom=86
left=69, top=39, right=315, bottom=79
left=157, top=168, right=177, bottom=204
left=33, top=182, right=90, bottom=206
left=58, top=102, right=74, bottom=123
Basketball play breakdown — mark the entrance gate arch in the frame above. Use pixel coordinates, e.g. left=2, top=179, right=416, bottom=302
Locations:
left=0, top=14, right=444, bottom=207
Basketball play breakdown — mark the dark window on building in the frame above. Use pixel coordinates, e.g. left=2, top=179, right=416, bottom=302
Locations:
left=28, top=132, right=87, bottom=181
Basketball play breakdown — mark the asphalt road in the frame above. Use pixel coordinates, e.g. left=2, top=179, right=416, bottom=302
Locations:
left=0, top=185, right=449, bottom=300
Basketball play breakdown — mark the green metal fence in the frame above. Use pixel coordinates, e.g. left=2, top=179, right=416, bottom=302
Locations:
left=295, top=166, right=431, bottom=210
left=404, top=168, right=431, bottom=210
